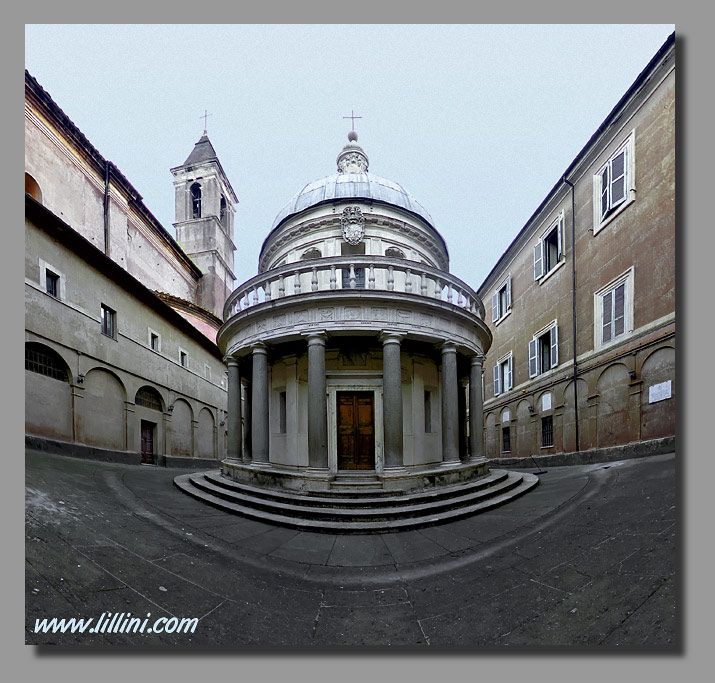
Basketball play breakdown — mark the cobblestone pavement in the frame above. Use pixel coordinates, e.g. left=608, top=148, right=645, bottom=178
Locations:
left=25, top=449, right=677, bottom=648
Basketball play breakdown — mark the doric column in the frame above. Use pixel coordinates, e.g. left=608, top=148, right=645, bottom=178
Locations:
left=441, top=342, right=460, bottom=463
left=251, top=344, right=269, bottom=463
left=305, top=332, right=328, bottom=468
left=380, top=331, right=404, bottom=468
left=469, top=354, right=485, bottom=459
left=227, top=358, right=242, bottom=460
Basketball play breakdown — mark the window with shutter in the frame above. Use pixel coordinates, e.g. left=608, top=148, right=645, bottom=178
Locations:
left=528, top=338, right=538, bottom=378
left=596, top=133, right=634, bottom=228
left=492, top=275, right=512, bottom=323
left=506, top=356, right=513, bottom=391
left=493, top=364, right=501, bottom=396
left=529, top=321, right=558, bottom=377
left=599, top=276, right=629, bottom=346
left=534, top=214, right=564, bottom=281
left=533, top=243, right=543, bottom=280
left=550, top=325, right=558, bottom=369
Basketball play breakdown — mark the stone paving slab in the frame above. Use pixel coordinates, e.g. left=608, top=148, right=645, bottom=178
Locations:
left=25, top=449, right=678, bottom=647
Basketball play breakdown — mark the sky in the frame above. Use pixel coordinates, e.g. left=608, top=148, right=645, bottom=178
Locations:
left=24, top=24, right=674, bottom=290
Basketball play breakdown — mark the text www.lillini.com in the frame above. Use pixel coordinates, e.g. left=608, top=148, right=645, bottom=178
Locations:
left=33, top=612, right=198, bottom=635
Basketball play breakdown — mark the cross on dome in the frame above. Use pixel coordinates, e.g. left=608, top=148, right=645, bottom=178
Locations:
left=342, top=109, right=362, bottom=131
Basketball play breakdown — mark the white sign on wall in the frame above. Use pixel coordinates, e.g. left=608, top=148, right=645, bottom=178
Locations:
left=502, top=409, right=510, bottom=423
left=542, top=393, right=552, bottom=411
left=649, top=380, right=672, bottom=404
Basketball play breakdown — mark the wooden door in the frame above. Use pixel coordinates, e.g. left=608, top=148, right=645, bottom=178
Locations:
left=337, top=392, right=375, bottom=470
left=141, top=420, right=155, bottom=465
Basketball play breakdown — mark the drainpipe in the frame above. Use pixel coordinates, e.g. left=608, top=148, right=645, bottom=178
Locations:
left=563, top=175, right=579, bottom=452
left=103, top=161, right=110, bottom=256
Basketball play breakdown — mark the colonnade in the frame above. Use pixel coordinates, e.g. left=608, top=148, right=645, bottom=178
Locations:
left=226, top=334, right=485, bottom=468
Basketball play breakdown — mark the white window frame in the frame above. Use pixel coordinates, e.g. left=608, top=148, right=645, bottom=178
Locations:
left=491, top=274, right=512, bottom=324
left=533, top=212, right=564, bottom=282
left=593, top=131, right=636, bottom=234
left=39, top=259, right=65, bottom=300
left=492, top=352, right=513, bottom=396
left=148, top=328, right=161, bottom=353
left=593, top=267, right=635, bottom=349
left=529, top=320, right=559, bottom=378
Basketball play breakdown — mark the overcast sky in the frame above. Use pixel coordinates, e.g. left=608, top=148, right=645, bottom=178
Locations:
left=24, top=24, right=674, bottom=289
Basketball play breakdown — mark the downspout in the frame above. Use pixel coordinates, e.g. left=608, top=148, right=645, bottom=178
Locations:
left=103, top=161, right=110, bottom=256
left=563, top=175, right=579, bottom=452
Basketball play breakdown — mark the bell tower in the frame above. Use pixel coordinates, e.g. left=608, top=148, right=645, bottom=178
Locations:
left=171, top=133, right=238, bottom=319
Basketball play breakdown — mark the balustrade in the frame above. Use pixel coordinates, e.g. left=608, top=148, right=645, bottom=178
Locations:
left=225, top=256, right=484, bottom=320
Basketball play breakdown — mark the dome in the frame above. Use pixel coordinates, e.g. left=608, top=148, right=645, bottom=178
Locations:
left=270, top=171, right=435, bottom=231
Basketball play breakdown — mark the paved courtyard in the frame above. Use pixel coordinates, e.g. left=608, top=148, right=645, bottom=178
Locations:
left=25, top=449, right=677, bottom=647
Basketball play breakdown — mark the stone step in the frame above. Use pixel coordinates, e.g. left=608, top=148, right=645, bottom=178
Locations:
left=202, top=469, right=511, bottom=509
left=173, top=470, right=539, bottom=533
left=189, top=471, right=522, bottom=521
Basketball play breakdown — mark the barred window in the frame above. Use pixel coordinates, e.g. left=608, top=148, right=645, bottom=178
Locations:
left=135, top=386, right=163, bottom=411
left=541, top=415, right=554, bottom=448
left=25, top=345, right=68, bottom=382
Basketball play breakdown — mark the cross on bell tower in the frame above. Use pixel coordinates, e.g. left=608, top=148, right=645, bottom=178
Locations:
left=200, top=109, right=212, bottom=135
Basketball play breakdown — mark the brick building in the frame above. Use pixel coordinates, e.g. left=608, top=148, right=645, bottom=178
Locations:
left=477, top=33, right=675, bottom=463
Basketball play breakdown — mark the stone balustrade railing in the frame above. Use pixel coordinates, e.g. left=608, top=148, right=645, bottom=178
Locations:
left=224, top=256, right=485, bottom=321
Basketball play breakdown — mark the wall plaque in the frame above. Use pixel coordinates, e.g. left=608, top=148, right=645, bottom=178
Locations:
left=649, top=380, right=672, bottom=403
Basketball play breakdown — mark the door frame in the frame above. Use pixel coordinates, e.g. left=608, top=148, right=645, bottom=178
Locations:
left=327, top=379, right=383, bottom=475
left=140, top=419, right=156, bottom=465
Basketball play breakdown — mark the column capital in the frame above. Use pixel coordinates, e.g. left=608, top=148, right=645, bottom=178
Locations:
left=470, top=353, right=485, bottom=366
left=440, top=341, right=458, bottom=354
left=251, top=343, right=268, bottom=356
left=379, top=330, right=406, bottom=345
left=227, top=357, right=240, bottom=368
left=302, top=330, right=327, bottom=346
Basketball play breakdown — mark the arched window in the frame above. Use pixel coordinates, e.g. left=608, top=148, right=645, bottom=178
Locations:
left=25, top=173, right=42, bottom=203
left=135, top=386, right=164, bottom=412
left=220, top=195, right=227, bottom=226
left=190, top=183, right=202, bottom=219
left=25, top=343, right=69, bottom=382
left=385, top=247, right=405, bottom=259
left=301, top=248, right=322, bottom=260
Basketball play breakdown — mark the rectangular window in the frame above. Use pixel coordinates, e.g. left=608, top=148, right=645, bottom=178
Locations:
left=529, top=322, right=558, bottom=378
left=45, top=270, right=59, bottom=297
left=149, top=330, right=160, bottom=352
left=502, top=426, right=511, bottom=453
left=39, top=259, right=64, bottom=300
left=491, top=274, right=512, bottom=322
left=493, top=354, right=513, bottom=396
left=594, top=268, right=634, bottom=348
left=424, top=390, right=432, bottom=433
left=279, top=391, right=287, bottom=434
left=534, top=214, right=563, bottom=281
left=595, top=132, right=635, bottom=232
left=101, top=304, right=116, bottom=339
left=541, top=415, right=554, bottom=448
left=180, top=350, right=188, bottom=367
left=204, top=364, right=211, bottom=380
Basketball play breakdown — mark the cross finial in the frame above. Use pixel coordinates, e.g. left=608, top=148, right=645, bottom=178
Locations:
left=342, top=109, right=362, bottom=131
left=200, top=109, right=212, bottom=134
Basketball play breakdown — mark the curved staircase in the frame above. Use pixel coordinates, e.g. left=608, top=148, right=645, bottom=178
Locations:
left=173, top=468, right=539, bottom=533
